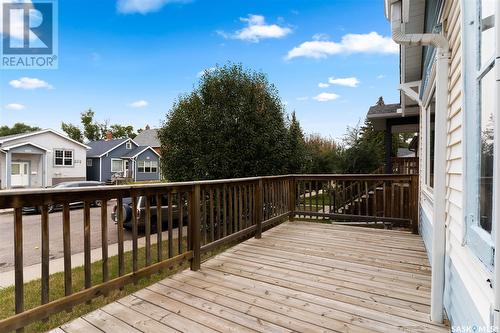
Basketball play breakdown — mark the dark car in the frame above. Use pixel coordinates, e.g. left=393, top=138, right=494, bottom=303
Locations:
left=23, top=181, right=105, bottom=214
left=111, top=195, right=188, bottom=230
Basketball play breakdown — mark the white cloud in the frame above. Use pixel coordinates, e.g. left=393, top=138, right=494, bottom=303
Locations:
left=117, top=0, right=189, bottom=14
left=9, top=77, right=53, bottom=90
left=296, top=96, right=308, bottom=101
left=313, top=92, right=340, bottom=102
left=4, top=103, right=26, bottom=111
left=377, top=74, right=386, bottom=79
left=218, top=14, right=292, bottom=42
left=318, top=83, right=330, bottom=88
left=328, top=77, right=359, bottom=88
left=197, top=67, right=216, bottom=77
left=129, top=100, right=149, bottom=108
left=286, top=31, right=398, bottom=60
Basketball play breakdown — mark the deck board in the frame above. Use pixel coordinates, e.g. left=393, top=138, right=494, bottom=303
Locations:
left=53, top=221, right=450, bottom=333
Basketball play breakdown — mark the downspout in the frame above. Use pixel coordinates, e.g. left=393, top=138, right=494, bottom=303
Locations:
left=388, top=0, right=449, bottom=324
left=494, top=0, right=500, bottom=328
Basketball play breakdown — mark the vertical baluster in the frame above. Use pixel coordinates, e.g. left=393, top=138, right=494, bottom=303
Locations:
left=249, top=184, right=254, bottom=226
left=233, top=185, right=238, bottom=232
left=365, top=181, right=369, bottom=216
left=238, top=185, right=243, bottom=230
left=190, top=185, right=201, bottom=271
left=100, top=200, right=109, bottom=283
left=41, top=205, right=49, bottom=306
left=178, top=192, right=184, bottom=254
left=357, top=182, right=361, bottom=215
left=216, top=188, right=221, bottom=239
left=382, top=182, right=387, bottom=217
left=400, top=182, right=404, bottom=219
left=209, top=188, right=214, bottom=242
left=201, top=189, right=207, bottom=245
left=83, top=201, right=91, bottom=291
left=116, top=197, right=124, bottom=278
left=391, top=182, right=395, bottom=217
left=228, top=186, right=233, bottom=235
left=168, top=192, right=173, bottom=258
left=145, top=195, right=151, bottom=267
left=302, top=181, right=306, bottom=217
left=131, top=196, right=138, bottom=273
left=223, top=186, right=227, bottom=236
left=374, top=181, right=378, bottom=217
left=14, top=207, right=24, bottom=330
left=62, top=203, right=72, bottom=297
left=156, top=194, right=163, bottom=264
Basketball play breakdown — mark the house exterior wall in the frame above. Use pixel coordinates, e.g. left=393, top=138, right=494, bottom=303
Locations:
left=1, top=132, right=87, bottom=188
left=0, top=152, right=5, bottom=189
left=134, top=149, right=160, bottom=182
left=417, top=0, right=492, bottom=328
left=86, top=158, right=101, bottom=181
left=100, top=141, right=138, bottom=181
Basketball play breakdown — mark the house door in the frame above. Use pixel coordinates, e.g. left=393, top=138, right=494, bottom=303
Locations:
left=124, top=160, right=130, bottom=178
left=11, top=162, right=29, bottom=187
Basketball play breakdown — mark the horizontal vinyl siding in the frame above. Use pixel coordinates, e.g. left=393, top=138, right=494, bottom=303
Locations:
left=420, top=206, right=433, bottom=262
left=441, top=0, right=494, bottom=327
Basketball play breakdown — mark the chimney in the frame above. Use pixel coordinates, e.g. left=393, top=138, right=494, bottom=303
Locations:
left=145, top=124, right=150, bottom=130
left=105, top=131, right=113, bottom=141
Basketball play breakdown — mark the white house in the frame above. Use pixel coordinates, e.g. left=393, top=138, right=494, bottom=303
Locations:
left=0, top=129, right=89, bottom=189
left=383, top=0, right=499, bottom=330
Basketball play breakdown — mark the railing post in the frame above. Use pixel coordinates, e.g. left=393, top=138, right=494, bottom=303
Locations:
left=190, top=184, right=201, bottom=271
left=289, top=177, right=296, bottom=221
left=255, top=179, right=263, bottom=239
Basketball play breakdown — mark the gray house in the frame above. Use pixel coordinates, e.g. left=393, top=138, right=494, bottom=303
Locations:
left=86, top=138, right=160, bottom=183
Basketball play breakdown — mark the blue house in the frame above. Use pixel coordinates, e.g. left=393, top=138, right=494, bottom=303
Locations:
left=86, top=137, right=160, bottom=182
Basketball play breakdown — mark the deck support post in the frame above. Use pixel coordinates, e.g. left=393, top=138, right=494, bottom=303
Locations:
left=190, top=184, right=201, bottom=271
left=384, top=124, right=393, bottom=174
left=255, top=179, right=263, bottom=239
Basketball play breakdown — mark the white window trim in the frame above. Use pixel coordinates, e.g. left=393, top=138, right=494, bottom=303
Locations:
left=111, top=158, right=124, bottom=173
left=126, top=141, right=132, bottom=149
left=137, top=160, right=158, bottom=173
left=462, top=0, right=496, bottom=269
left=86, top=159, right=93, bottom=167
left=54, top=149, right=74, bottom=167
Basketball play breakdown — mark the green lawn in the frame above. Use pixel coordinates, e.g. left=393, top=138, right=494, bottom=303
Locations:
left=0, top=238, right=223, bottom=332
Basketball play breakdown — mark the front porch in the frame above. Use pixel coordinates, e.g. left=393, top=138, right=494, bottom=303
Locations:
left=51, top=221, right=448, bottom=332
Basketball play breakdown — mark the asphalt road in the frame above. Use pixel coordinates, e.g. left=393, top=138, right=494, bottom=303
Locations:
left=0, top=201, right=135, bottom=273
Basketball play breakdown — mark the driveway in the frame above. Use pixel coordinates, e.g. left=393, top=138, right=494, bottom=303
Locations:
left=0, top=201, right=134, bottom=273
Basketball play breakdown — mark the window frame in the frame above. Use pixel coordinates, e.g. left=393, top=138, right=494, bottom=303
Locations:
left=137, top=160, right=158, bottom=173
left=125, top=141, right=132, bottom=150
left=463, top=0, right=496, bottom=269
left=111, top=158, right=124, bottom=173
left=86, top=159, right=93, bottom=167
left=54, top=149, right=74, bottom=167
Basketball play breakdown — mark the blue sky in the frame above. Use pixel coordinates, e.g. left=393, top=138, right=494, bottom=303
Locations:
left=0, top=0, right=400, bottom=139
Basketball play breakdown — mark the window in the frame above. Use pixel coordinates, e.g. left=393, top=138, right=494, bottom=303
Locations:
left=54, top=149, right=73, bottom=166
left=86, top=159, right=93, bottom=167
left=463, top=0, right=496, bottom=267
left=11, top=163, right=20, bottom=175
left=126, top=141, right=132, bottom=149
left=111, top=159, right=124, bottom=173
left=137, top=160, right=158, bottom=173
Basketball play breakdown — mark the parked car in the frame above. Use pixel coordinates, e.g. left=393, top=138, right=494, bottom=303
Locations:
left=22, top=181, right=105, bottom=214
left=111, top=194, right=188, bottom=230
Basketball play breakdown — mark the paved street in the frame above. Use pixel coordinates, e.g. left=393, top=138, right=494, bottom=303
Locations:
left=0, top=201, right=134, bottom=273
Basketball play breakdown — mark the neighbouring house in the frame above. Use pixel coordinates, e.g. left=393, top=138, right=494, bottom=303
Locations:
left=0, top=129, right=89, bottom=189
left=86, top=134, right=160, bottom=183
left=134, top=125, right=161, bottom=155
left=377, top=0, right=499, bottom=329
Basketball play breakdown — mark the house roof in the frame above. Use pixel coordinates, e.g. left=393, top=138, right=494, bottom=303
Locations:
left=2, top=141, right=50, bottom=152
left=86, top=138, right=130, bottom=157
left=133, top=129, right=160, bottom=148
left=0, top=129, right=90, bottom=149
left=121, top=145, right=160, bottom=158
left=367, top=102, right=401, bottom=119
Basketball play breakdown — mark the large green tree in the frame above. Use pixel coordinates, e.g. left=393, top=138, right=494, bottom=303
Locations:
left=285, top=112, right=307, bottom=173
left=0, top=123, right=41, bottom=137
left=158, top=63, right=291, bottom=181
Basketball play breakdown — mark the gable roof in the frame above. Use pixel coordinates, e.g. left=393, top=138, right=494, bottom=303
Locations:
left=133, top=129, right=160, bottom=147
left=0, top=129, right=90, bottom=149
left=2, top=141, right=50, bottom=152
left=367, top=103, right=401, bottom=118
left=121, top=145, right=160, bottom=158
left=86, top=138, right=134, bottom=158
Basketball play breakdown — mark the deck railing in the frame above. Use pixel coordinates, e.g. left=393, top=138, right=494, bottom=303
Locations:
left=0, top=174, right=418, bottom=332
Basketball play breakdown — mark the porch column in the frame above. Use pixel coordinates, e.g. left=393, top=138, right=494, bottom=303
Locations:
left=384, top=123, right=392, bottom=174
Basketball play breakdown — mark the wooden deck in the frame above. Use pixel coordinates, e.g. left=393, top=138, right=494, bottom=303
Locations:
left=50, top=222, right=449, bottom=333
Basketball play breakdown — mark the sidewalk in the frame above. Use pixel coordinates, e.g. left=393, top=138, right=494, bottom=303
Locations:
left=0, top=226, right=187, bottom=288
